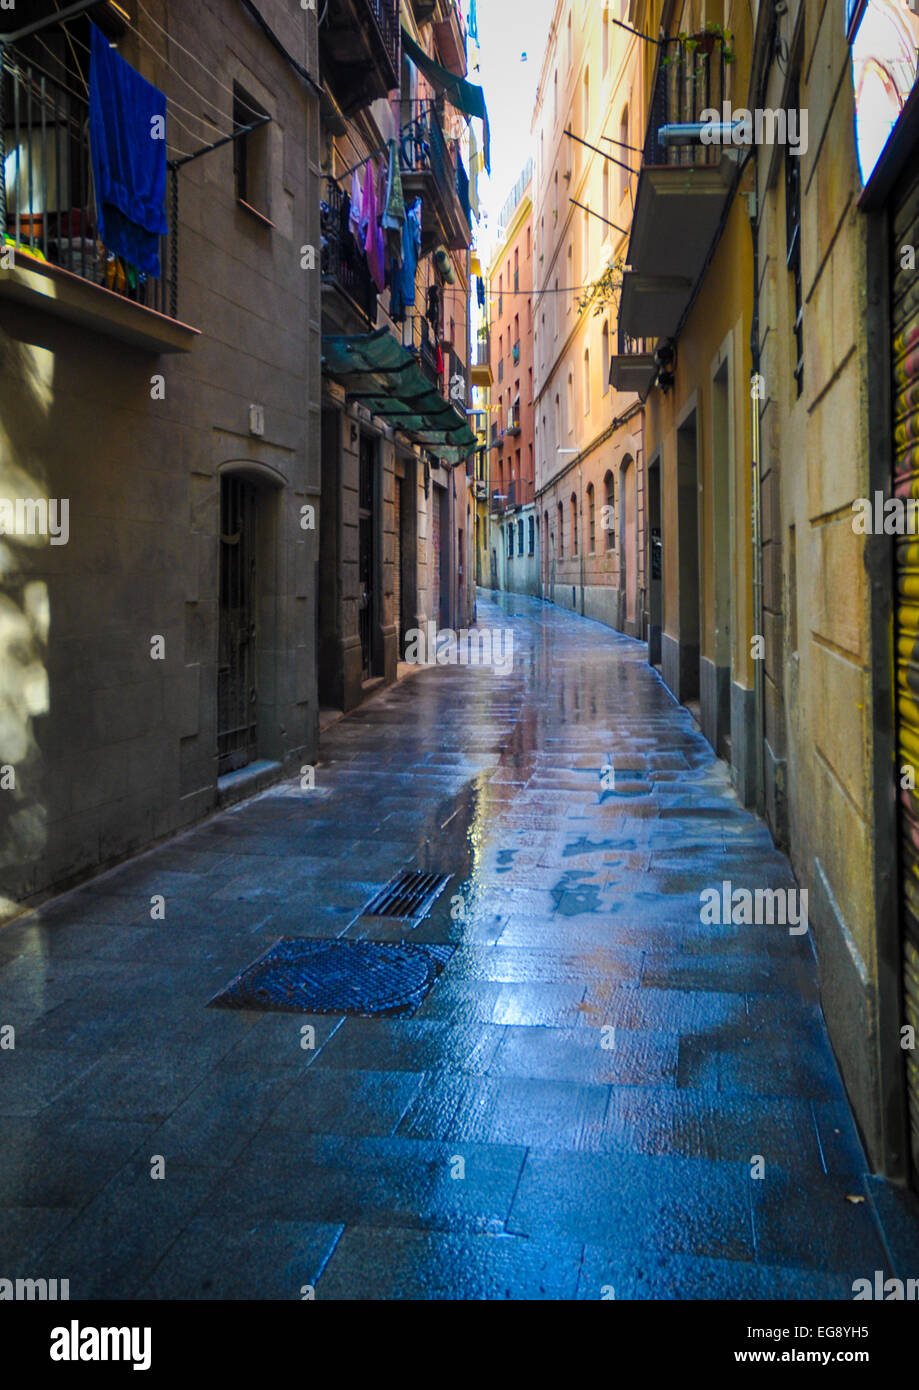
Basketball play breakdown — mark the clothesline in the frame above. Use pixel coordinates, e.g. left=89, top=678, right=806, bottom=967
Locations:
left=335, top=97, right=474, bottom=182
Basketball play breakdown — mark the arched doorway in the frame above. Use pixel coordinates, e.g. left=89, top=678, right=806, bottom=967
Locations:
left=216, top=462, right=285, bottom=776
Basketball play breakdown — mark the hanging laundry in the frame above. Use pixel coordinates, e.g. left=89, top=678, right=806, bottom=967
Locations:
left=349, top=167, right=363, bottom=248
left=362, top=159, right=385, bottom=291
left=477, top=275, right=486, bottom=310
left=381, top=138, right=405, bottom=267
left=468, top=0, right=479, bottom=45
left=391, top=197, right=422, bottom=320
left=469, top=127, right=480, bottom=219
left=88, top=23, right=168, bottom=277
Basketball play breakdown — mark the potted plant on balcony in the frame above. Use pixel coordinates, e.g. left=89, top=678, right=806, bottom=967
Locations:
left=663, top=21, right=735, bottom=69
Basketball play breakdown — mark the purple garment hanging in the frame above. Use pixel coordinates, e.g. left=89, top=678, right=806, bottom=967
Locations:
left=363, top=159, right=385, bottom=292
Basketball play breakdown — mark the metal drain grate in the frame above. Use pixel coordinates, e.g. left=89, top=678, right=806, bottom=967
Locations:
left=363, top=869, right=452, bottom=921
left=208, top=938, right=454, bottom=1018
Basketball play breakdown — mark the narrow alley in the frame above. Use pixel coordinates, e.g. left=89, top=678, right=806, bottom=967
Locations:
left=0, top=595, right=904, bottom=1301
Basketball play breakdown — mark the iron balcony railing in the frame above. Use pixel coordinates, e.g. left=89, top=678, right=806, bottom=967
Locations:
left=320, top=176, right=376, bottom=323
left=364, top=0, right=400, bottom=79
left=401, top=102, right=471, bottom=240
left=0, top=45, right=175, bottom=315
left=642, top=36, right=729, bottom=169
left=618, top=326, right=657, bottom=357
left=474, top=325, right=490, bottom=366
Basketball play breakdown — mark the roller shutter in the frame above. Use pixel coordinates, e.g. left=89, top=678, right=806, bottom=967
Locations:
left=892, top=157, right=919, bottom=1184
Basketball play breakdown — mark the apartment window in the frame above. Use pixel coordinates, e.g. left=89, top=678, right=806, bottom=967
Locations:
left=528, top=515, right=536, bottom=555
left=618, top=107, right=629, bottom=203
left=604, top=470, right=615, bottom=549
left=508, top=523, right=514, bottom=558
left=517, top=517, right=524, bottom=553
left=602, top=162, right=611, bottom=231
left=571, top=493, right=579, bottom=557
left=587, top=483, right=596, bottom=552
left=785, top=73, right=804, bottom=398
left=566, top=371, right=574, bottom=433
left=602, top=6, right=610, bottom=76
left=558, top=501, right=565, bottom=558
left=528, top=441, right=534, bottom=478
left=554, top=282, right=559, bottom=337
left=555, top=393, right=560, bottom=440
left=554, top=171, right=559, bottom=222
left=526, top=226, right=531, bottom=260
left=584, top=348, right=591, bottom=415
left=567, top=10, right=572, bottom=68
left=233, top=83, right=271, bottom=218
left=602, top=321, right=610, bottom=395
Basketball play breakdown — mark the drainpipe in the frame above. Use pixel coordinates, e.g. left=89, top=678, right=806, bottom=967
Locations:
left=749, top=187, right=765, bottom=816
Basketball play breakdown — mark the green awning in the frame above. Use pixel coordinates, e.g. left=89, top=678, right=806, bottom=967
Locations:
left=322, top=328, right=477, bottom=463
left=401, top=27, right=490, bottom=173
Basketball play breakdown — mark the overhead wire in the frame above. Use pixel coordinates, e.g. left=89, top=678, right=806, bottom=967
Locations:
left=134, top=0, right=265, bottom=120
left=52, top=0, right=86, bottom=90
left=56, top=18, right=237, bottom=139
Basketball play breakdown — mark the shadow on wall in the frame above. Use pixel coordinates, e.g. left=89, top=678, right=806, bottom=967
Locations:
left=0, top=322, right=55, bottom=921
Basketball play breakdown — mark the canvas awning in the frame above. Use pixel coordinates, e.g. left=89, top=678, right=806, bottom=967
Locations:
left=322, top=328, right=477, bottom=462
left=401, top=27, right=490, bottom=172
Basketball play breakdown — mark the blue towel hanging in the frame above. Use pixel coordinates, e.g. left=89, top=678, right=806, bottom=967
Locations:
left=89, top=23, right=168, bottom=278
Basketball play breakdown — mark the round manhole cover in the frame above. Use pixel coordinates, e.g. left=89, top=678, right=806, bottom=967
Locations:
left=210, top=938, right=453, bottom=1017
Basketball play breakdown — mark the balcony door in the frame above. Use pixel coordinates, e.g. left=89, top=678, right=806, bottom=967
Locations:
left=358, top=434, right=379, bottom=683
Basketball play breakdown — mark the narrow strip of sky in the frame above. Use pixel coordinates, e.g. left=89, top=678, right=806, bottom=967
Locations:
left=473, top=0, right=557, bottom=257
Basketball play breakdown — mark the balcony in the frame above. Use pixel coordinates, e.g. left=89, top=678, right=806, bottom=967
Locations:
left=507, top=403, right=521, bottom=436
left=320, top=178, right=377, bottom=329
left=621, top=36, right=737, bottom=341
left=319, top=0, right=400, bottom=117
left=608, top=327, right=658, bottom=396
left=471, top=326, right=492, bottom=388
left=403, top=313, right=441, bottom=384
left=401, top=104, right=472, bottom=253
left=433, top=1, right=467, bottom=78
left=491, top=488, right=509, bottom=514
left=0, top=44, right=195, bottom=353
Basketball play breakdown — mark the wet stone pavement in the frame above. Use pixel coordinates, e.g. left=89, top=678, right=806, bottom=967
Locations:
left=0, top=593, right=900, bottom=1299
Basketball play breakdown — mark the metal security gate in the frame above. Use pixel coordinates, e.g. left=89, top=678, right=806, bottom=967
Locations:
left=218, top=476, right=258, bottom=774
left=430, top=484, right=441, bottom=629
left=891, top=158, right=919, bottom=1186
left=359, top=435, right=376, bottom=681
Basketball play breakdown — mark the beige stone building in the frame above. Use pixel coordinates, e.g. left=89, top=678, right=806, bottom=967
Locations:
left=317, top=0, right=481, bottom=713
left=0, top=0, right=322, bottom=917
